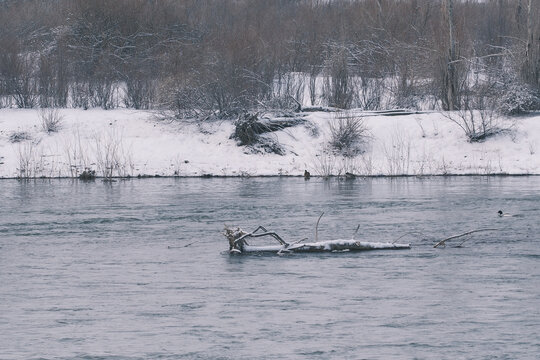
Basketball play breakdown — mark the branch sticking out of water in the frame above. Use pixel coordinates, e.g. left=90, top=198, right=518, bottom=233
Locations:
left=315, top=212, right=324, bottom=242
left=433, top=228, right=498, bottom=248
left=392, top=231, right=430, bottom=244
left=352, top=224, right=360, bottom=240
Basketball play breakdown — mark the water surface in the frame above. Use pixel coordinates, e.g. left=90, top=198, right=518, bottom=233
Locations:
left=1, top=177, right=539, bottom=359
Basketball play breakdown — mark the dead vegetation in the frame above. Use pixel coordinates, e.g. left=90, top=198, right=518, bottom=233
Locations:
left=445, top=107, right=512, bottom=143
left=328, top=114, right=369, bottom=157
left=9, top=131, right=32, bottom=143
left=39, top=108, right=63, bottom=134
left=231, top=112, right=306, bottom=155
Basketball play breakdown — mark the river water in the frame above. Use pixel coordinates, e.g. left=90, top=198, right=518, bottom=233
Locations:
left=0, top=177, right=539, bottom=359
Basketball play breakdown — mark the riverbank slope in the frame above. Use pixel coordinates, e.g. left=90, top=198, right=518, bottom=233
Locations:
left=1, top=108, right=539, bottom=178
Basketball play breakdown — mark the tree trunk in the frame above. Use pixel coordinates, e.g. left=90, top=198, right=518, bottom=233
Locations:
left=444, top=0, right=459, bottom=110
left=523, top=0, right=540, bottom=87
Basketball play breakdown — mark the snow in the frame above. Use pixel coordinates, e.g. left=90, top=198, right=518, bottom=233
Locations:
left=0, top=108, right=539, bottom=179
left=241, top=239, right=410, bottom=253
left=288, top=239, right=410, bottom=251
left=315, top=239, right=409, bottom=250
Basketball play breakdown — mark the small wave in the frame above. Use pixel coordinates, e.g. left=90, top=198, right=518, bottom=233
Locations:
left=47, top=307, right=93, bottom=312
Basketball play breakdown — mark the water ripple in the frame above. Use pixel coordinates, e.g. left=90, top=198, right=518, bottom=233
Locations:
left=1, top=177, right=539, bottom=359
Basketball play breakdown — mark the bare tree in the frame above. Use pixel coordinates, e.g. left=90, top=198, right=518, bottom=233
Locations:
left=0, top=0, right=536, bottom=114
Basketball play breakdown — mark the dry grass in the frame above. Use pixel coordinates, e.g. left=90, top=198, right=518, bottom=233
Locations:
left=39, top=108, right=63, bottom=134
left=328, top=114, right=368, bottom=157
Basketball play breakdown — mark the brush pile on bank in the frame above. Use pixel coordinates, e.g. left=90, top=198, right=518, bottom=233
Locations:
left=231, top=112, right=306, bottom=155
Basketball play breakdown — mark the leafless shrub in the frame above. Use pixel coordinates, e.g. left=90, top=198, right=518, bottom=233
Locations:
left=445, top=103, right=511, bottom=143
left=94, top=128, right=132, bottom=179
left=70, top=82, right=90, bottom=110
left=312, top=153, right=336, bottom=179
left=89, top=80, right=117, bottom=110
left=413, top=146, right=436, bottom=176
left=383, top=126, right=412, bottom=175
left=358, top=151, right=374, bottom=176
left=336, top=156, right=361, bottom=177
left=312, top=150, right=369, bottom=178
left=159, top=77, right=213, bottom=120
left=64, top=128, right=92, bottom=177
left=323, top=47, right=354, bottom=109
left=39, top=108, right=63, bottom=133
left=3, top=53, right=38, bottom=109
left=328, top=115, right=369, bottom=157
left=124, top=79, right=156, bottom=110
left=17, top=142, right=40, bottom=178
left=270, top=72, right=304, bottom=111
left=355, top=77, right=383, bottom=110
left=0, top=95, right=13, bottom=108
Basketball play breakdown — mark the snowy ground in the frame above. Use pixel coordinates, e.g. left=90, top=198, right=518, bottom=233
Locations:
left=0, top=108, right=539, bottom=179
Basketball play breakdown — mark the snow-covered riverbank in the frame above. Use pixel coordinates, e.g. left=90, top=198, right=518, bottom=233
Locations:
left=0, top=108, right=539, bottom=179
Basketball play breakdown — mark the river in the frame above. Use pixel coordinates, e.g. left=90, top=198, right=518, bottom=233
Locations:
left=1, top=177, right=539, bottom=359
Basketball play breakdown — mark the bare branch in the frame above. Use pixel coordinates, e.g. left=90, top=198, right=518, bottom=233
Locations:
left=434, top=229, right=498, bottom=248
left=315, top=212, right=324, bottom=242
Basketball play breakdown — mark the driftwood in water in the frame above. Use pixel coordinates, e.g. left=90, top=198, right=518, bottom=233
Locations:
left=433, top=228, right=498, bottom=248
left=278, top=239, right=411, bottom=253
left=315, top=212, right=324, bottom=242
left=223, top=225, right=410, bottom=254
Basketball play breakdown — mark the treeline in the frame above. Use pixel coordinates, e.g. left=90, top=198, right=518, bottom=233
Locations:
left=0, top=0, right=538, bottom=116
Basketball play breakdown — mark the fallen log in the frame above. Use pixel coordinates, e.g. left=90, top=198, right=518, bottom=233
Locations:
left=223, top=225, right=410, bottom=254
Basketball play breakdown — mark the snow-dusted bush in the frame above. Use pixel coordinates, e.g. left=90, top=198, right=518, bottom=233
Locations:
left=328, top=115, right=368, bottom=157
left=39, top=108, right=63, bottom=133
left=498, top=84, right=540, bottom=115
